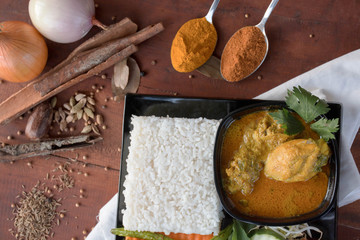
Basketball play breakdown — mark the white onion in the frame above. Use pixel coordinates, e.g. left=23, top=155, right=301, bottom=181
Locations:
left=29, top=0, right=103, bottom=43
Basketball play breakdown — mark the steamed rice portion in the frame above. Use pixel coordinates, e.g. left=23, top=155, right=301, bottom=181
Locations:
left=122, top=116, right=223, bottom=235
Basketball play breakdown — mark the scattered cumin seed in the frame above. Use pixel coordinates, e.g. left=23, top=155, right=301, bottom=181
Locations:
left=13, top=186, right=60, bottom=240
left=188, top=75, right=193, bottom=79
left=245, top=13, right=249, bottom=18
left=82, top=230, right=88, bottom=235
left=257, top=75, right=263, bottom=80
left=7, top=135, right=12, bottom=140
left=75, top=203, right=80, bottom=207
left=11, top=203, right=15, bottom=208
left=101, top=74, right=107, bottom=79
left=309, top=33, right=315, bottom=38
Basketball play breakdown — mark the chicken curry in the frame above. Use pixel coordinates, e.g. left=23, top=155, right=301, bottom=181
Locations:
left=221, top=110, right=331, bottom=218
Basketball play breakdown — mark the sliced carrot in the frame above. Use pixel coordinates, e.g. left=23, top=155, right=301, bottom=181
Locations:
left=125, top=232, right=213, bottom=240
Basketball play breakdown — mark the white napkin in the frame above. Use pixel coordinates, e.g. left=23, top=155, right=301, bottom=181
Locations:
left=87, top=49, right=360, bottom=240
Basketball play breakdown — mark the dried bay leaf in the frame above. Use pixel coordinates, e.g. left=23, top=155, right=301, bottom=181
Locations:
left=196, top=56, right=223, bottom=80
left=113, top=58, right=129, bottom=90
left=111, top=57, right=140, bottom=102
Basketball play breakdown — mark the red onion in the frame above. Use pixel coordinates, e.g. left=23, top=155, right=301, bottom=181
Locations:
left=28, top=0, right=106, bottom=44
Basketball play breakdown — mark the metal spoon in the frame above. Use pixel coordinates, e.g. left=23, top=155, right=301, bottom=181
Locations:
left=221, top=0, right=279, bottom=81
left=205, top=0, right=220, bottom=24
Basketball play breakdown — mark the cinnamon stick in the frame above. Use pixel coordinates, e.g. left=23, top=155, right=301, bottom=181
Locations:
left=34, top=18, right=138, bottom=85
left=34, top=23, right=164, bottom=96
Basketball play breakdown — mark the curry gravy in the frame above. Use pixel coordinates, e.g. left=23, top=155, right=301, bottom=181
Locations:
left=221, top=111, right=329, bottom=218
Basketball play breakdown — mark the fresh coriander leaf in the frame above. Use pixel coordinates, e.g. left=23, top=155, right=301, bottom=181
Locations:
left=232, top=220, right=251, bottom=240
left=285, top=86, right=330, bottom=123
left=310, top=118, right=339, bottom=141
left=211, top=223, right=233, bottom=240
left=269, top=109, right=304, bottom=135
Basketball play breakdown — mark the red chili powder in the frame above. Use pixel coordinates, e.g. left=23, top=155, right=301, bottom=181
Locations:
left=221, top=26, right=266, bottom=82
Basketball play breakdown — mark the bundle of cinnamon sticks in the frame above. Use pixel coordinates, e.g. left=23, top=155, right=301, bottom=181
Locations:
left=0, top=18, right=164, bottom=125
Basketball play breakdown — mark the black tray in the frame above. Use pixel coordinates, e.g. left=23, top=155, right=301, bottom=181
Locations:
left=116, top=94, right=341, bottom=240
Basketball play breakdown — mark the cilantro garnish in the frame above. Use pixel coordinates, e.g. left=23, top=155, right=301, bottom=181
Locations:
left=270, top=86, right=339, bottom=141
left=285, top=86, right=330, bottom=123
left=310, top=118, right=339, bottom=141
left=269, top=109, right=304, bottom=135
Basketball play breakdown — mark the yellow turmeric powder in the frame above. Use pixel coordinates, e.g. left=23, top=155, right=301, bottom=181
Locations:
left=170, top=17, right=217, bottom=72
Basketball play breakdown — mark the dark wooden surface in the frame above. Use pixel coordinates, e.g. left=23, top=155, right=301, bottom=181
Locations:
left=1, top=0, right=360, bottom=239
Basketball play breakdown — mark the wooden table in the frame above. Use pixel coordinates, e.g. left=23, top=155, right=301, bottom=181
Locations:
left=1, top=0, right=359, bottom=239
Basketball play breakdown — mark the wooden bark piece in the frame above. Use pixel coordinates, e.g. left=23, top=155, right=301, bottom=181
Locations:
left=0, top=135, right=102, bottom=162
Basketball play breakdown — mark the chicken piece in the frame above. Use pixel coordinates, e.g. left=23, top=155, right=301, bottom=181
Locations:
left=264, top=139, right=331, bottom=182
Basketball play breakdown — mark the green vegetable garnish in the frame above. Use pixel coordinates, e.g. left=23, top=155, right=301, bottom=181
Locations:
left=270, top=86, right=339, bottom=141
left=111, top=228, right=174, bottom=240
left=285, top=86, right=330, bottom=123
left=310, top=118, right=339, bottom=141
left=269, top=109, right=304, bottom=135
left=211, top=223, right=233, bottom=240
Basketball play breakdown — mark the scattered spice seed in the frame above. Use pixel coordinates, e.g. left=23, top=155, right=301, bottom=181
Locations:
left=257, top=75, right=263, bottom=80
left=140, top=71, right=146, bottom=77
left=188, top=74, right=193, bottom=79
left=111, top=16, right=116, bottom=21
left=101, top=105, right=107, bottom=109
left=80, top=189, right=84, bottom=193
left=94, top=2, right=99, bottom=7
left=82, top=230, right=88, bottom=235
left=82, top=155, right=88, bottom=160
left=84, top=172, right=89, bottom=177
left=151, top=60, right=157, bottom=65
left=11, top=203, right=15, bottom=208
left=99, top=85, right=104, bottom=90
left=60, top=213, right=65, bottom=218
left=75, top=202, right=80, bottom=207
left=104, top=167, right=109, bottom=171
left=80, top=194, right=84, bottom=199
left=16, top=130, right=22, bottom=135
left=19, top=115, right=24, bottom=120
left=245, top=13, right=249, bottom=18
left=13, top=186, right=60, bottom=240
left=101, top=74, right=107, bottom=79
left=117, top=147, right=121, bottom=152
left=102, top=125, right=107, bottom=130
left=7, top=135, right=12, bottom=140
left=71, top=237, right=77, bottom=240
left=10, top=161, right=14, bottom=164
left=27, top=162, right=32, bottom=168
left=309, top=33, right=315, bottom=38
left=104, top=98, right=109, bottom=102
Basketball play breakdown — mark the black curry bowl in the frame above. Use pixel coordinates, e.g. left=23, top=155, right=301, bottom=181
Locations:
left=213, top=102, right=339, bottom=226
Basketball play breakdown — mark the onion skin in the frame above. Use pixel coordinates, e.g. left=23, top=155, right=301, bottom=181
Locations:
left=29, top=0, right=96, bottom=43
left=0, top=21, right=48, bottom=83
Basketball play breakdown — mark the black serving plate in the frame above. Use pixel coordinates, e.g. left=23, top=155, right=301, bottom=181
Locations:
left=116, top=94, right=341, bottom=240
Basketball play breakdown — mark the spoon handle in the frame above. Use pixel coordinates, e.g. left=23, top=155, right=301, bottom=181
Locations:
left=257, top=0, right=279, bottom=30
left=205, top=0, right=221, bottom=24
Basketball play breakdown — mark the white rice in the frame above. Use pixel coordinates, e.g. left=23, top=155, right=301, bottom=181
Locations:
left=122, top=115, right=223, bottom=235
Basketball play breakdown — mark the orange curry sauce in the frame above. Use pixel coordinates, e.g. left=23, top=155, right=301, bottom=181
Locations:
left=221, top=111, right=329, bottom=218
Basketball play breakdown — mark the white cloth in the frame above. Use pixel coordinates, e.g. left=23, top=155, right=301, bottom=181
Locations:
left=87, top=50, right=360, bottom=240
